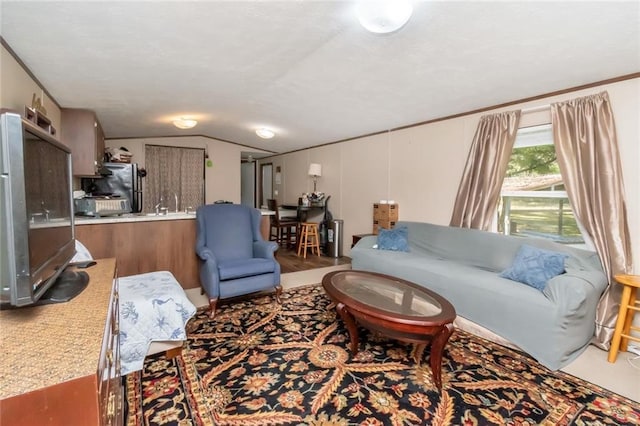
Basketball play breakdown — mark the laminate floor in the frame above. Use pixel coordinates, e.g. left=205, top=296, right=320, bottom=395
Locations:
left=276, top=246, right=351, bottom=274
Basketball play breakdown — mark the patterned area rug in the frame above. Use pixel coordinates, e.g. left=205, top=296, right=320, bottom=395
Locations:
left=124, top=284, right=639, bottom=425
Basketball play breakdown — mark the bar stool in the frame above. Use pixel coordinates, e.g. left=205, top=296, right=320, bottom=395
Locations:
left=607, top=274, right=640, bottom=363
left=297, top=222, right=321, bottom=258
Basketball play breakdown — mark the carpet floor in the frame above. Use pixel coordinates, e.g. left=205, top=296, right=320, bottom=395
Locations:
left=124, top=284, right=640, bottom=425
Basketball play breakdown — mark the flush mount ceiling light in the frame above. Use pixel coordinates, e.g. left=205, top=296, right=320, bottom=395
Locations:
left=173, top=117, right=198, bottom=129
left=356, top=0, right=413, bottom=34
left=256, top=128, right=275, bottom=139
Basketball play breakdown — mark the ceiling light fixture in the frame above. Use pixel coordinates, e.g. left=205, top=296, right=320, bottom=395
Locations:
left=256, top=128, right=275, bottom=139
left=356, top=0, right=413, bottom=34
left=173, top=117, right=198, bottom=129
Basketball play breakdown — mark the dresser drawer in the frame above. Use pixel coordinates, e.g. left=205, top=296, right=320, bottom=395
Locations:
left=99, top=274, right=122, bottom=425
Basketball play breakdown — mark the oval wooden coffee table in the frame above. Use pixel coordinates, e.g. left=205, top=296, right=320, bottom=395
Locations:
left=322, top=270, right=456, bottom=390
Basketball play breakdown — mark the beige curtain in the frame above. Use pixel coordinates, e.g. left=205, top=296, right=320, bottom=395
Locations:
left=552, top=91, right=633, bottom=348
left=450, top=111, right=521, bottom=230
left=144, top=145, right=205, bottom=213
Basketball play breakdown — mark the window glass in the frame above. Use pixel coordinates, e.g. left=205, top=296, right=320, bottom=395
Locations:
left=498, top=124, right=584, bottom=245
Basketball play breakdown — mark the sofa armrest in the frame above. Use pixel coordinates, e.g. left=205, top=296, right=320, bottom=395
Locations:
left=543, top=270, right=606, bottom=310
left=353, top=235, right=378, bottom=249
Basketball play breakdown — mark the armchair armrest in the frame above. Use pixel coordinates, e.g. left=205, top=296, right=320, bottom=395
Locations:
left=254, top=240, right=278, bottom=259
left=196, top=245, right=217, bottom=262
left=196, top=246, right=221, bottom=299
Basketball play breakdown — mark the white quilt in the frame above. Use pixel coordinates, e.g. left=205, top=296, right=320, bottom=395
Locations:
left=118, top=271, right=197, bottom=375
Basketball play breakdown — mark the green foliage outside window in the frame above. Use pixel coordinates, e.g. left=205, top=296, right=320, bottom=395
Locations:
left=507, top=145, right=559, bottom=177
left=499, top=130, right=584, bottom=245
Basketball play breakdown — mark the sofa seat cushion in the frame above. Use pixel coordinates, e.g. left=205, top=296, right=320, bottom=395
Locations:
left=218, top=258, right=276, bottom=280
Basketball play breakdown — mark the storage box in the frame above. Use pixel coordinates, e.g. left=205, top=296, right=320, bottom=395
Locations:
left=373, top=203, right=399, bottom=221
left=373, top=219, right=397, bottom=235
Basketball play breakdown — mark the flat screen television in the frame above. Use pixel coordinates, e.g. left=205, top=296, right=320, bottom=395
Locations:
left=0, top=111, right=78, bottom=307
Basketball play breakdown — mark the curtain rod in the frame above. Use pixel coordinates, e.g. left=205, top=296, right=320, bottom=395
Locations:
left=521, top=104, right=551, bottom=114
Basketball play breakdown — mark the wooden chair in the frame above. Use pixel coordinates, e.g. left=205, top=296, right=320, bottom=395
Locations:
left=267, top=199, right=298, bottom=248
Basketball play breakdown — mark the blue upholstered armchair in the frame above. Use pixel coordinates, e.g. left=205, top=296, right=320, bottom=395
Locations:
left=196, top=204, right=282, bottom=318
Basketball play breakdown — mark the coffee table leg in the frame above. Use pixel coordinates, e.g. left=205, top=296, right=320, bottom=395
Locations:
left=336, top=302, right=359, bottom=355
left=413, top=344, right=426, bottom=365
left=430, top=323, right=454, bottom=390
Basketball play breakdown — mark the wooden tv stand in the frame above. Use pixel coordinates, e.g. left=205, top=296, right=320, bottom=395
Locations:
left=0, top=258, right=122, bottom=425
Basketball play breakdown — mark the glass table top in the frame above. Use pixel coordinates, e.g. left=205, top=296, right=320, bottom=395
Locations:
left=329, top=271, right=443, bottom=318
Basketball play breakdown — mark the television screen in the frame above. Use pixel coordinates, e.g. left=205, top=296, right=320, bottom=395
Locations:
left=23, top=128, right=73, bottom=290
left=0, top=111, right=76, bottom=307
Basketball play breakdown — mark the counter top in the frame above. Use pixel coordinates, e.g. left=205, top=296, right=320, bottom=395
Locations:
left=0, top=259, right=116, bottom=399
left=76, top=208, right=275, bottom=225
left=75, top=212, right=196, bottom=225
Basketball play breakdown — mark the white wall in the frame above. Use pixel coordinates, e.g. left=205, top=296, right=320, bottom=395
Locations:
left=0, top=45, right=61, bottom=138
left=107, top=136, right=245, bottom=205
left=262, top=77, right=640, bottom=269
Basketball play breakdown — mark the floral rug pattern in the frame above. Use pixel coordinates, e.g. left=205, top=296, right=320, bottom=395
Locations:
left=125, top=284, right=640, bottom=425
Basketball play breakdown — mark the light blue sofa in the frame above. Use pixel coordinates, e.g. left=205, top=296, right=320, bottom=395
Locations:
left=351, top=221, right=607, bottom=370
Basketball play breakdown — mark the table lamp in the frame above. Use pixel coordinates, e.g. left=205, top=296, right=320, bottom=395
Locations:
left=308, top=163, right=322, bottom=192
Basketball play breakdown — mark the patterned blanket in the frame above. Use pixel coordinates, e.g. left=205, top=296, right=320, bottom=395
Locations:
left=118, top=271, right=196, bottom=374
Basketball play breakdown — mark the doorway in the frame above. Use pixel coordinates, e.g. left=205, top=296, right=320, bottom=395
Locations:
left=241, top=160, right=256, bottom=207
left=260, top=163, right=273, bottom=208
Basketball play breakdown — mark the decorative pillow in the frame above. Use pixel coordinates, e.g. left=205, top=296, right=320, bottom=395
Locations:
left=377, top=226, right=409, bottom=252
left=499, top=244, right=568, bottom=291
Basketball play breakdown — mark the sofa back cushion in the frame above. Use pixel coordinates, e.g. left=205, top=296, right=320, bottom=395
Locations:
left=398, top=221, right=602, bottom=274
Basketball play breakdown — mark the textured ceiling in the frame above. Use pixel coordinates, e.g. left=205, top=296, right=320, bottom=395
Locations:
left=1, top=1, right=639, bottom=155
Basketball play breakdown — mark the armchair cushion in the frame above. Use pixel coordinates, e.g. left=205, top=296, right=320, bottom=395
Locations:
left=218, top=258, right=276, bottom=280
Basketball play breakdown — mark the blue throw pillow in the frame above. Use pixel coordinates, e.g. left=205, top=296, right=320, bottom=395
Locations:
left=499, top=244, right=568, bottom=291
left=377, top=226, right=409, bottom=252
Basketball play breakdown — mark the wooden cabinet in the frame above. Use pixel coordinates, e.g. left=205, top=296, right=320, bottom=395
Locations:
left=61, top=108, right=105, bottom=176
left=100, top=273, right=123, bottom=425
left=0, top=259, right=122, bottom=425
left=75, top=218, right=200, bottom=289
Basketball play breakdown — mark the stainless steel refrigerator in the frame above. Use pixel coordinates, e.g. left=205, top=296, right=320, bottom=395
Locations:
left=80, top=162, right=143, bottom=213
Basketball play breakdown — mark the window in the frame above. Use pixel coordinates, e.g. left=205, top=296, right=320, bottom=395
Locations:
left=144, top=145, right=205, bottom=213
left=498, top=124, right=584, bottom=245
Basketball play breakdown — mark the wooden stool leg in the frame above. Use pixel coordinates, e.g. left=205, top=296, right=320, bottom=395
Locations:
left=303, top=225, right=310, bottom=259
left=608, top=284, right=633, bottom=363
left=297, top=225, right=307, bottom=257
left=312, top=225, right=320, bottom=256
left=621, top=287, right=638, bottom=351
left=295, top=223, right=301, bottom=252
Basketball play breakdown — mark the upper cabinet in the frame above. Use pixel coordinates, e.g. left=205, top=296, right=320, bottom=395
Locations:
left=61, top=108, right=105, bottom=176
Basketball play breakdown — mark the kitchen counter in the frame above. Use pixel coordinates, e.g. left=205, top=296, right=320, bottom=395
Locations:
left=74, top=212, right=195, bottom=225
left=75, top=208, right=275, bottom=225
